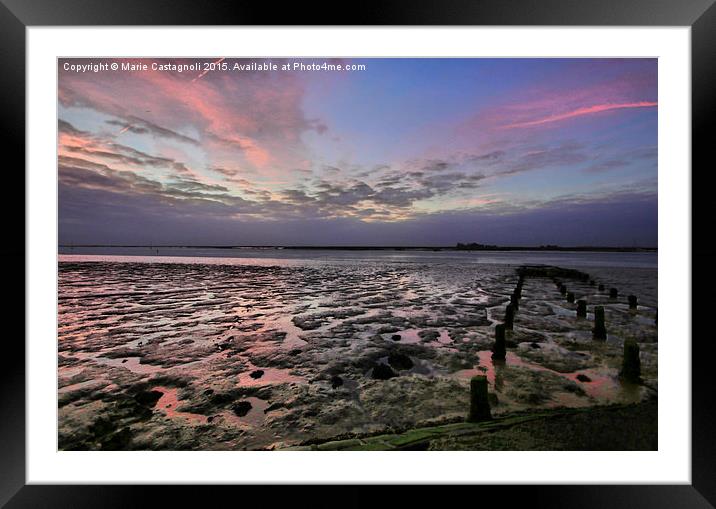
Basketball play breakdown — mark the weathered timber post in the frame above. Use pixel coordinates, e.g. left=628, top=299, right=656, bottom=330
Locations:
left=577, top=300, right=587, bottom=318
left=620, top=339, right=641, bottom=383
left=593, top=306, right=607, bottom=340
left=467, top=375, right=492, bottom=422
left=492, top=324, right=506, bottom=360
left=504, top=304, right=515, bottom=330
left=510, top=292, right=519, bottom=311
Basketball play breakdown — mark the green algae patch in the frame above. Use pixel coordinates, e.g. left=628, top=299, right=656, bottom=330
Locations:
left=316, top=438, right=364, bottom=451
left=284, top=401, right=657, bottom=451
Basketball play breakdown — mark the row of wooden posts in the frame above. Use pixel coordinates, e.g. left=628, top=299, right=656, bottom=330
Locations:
left=552, top=278, right=639, bottom=340
left=468, top=270, right=643, bottom=423
left=467, top=273, right=527, bottom=422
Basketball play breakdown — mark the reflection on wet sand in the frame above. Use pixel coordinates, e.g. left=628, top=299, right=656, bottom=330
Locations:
left=153, top=386, right=207, bottom=424
left=454, top=350, right=644, bottom=408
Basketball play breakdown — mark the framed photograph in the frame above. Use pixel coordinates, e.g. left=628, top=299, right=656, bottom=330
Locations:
left=4, top=0, right=714, bottom=505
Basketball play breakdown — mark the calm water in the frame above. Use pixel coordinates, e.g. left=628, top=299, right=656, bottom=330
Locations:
left=58, top=246, right=657, bottom=269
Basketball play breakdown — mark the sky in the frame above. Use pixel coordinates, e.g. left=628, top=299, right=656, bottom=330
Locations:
left=58, top=58, right=657, bottom=246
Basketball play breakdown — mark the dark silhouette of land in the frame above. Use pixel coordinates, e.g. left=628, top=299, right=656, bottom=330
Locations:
left=59, top=243, right=657, bottom=252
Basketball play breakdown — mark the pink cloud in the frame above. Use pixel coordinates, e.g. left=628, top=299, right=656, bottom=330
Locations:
left=500, top=101, right=657, bottom=129
left=450, top=62, right=656, bottom=149
left=58, top=58, right=326, bottom=174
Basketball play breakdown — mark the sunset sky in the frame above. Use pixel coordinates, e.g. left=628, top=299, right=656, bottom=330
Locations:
left=58, top=58, right=657, bottom=246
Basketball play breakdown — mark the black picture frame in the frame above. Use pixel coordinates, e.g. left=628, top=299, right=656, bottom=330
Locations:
left=2, top=0, right=714, bottom=506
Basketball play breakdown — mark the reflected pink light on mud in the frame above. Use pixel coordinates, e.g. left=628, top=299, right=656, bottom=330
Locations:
left=463, top=349, right=636, bottom=403
left=153, top=386, right=207, bottom=424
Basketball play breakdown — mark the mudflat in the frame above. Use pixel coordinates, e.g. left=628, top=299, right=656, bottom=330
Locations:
left=58, top=255, right=657, bottom=450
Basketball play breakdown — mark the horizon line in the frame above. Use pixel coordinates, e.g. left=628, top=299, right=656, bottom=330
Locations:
left=58, top=244, right=658, bottom=251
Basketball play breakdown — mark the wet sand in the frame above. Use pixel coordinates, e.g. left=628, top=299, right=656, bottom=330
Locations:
left=58, top=254, right=657, bottom=450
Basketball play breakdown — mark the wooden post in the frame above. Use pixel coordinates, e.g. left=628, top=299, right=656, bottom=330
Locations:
left=510, top=292, right=519, bottom=311
left=467, top=375, right=492, bottom=422
left=593, top=306, right=607, bottom=340
left=504, top=304, right=515, bottom=330
left=577, top=300, right=587, bottom=318
left=620, top=339, right=641, bottom=383
left=492, top=324, right=506, bottom=360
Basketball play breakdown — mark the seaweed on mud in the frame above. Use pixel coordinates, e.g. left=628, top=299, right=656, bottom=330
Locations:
left=58, top=354, right=83, bottom=367
left=99, top=427, right=134, bottom=450
left=348, top=313, right=405, bottom=327
left=515, top=346, right=593, bottom=373
left=313, top=399, right=366, bottom=427
left=292, top=308, right=367, bottom=331
left=291, top=316, right=324, bottom=331
left=386, top=341, right=437, bottom=360
left=59, top=382, right=111, bottom=408
left=441, top=352, right=476, bottom=373
left=469, top=335, right=497, bottom=352
left=148, top=373, right=193, bottom=388
left=509, top=329, right=549, bottom=344
left=247, top=348, right=305, bottom=370
left=139, top=342, right=216, bottom=367
left=503, top=366, right=586, bottom=405
left=418, top=329, right=440, bottom=342
left=103, top=347, right=146, bottom=359
left=59, top=384, right=177, bottom=450
left=174, top=385, right=274, bottom=416
left=59, top=371, right=95, bottom=388
left=360, top=376, right=469, bottom=428
left=409, top=312, right=488, bottom=330
left=60, top=413, right=134, bottom=451
left=351, top=347, right=392, bottom=372
left=447, top=328, right=469, bottom=341
left=234, top=322, right=265, bottom=332
left=318, top=359, right=351, bottom=378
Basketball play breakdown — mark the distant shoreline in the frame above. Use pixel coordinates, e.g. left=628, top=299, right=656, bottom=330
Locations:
left=58, top=245, right=657, bottom=253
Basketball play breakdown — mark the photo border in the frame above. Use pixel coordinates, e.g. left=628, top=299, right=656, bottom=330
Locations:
left=3, top=0, right=715, bottom=505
